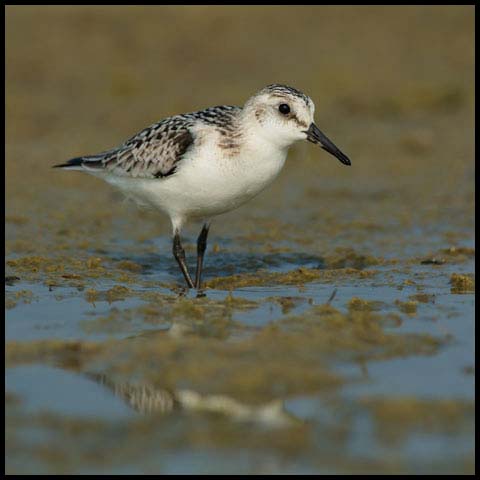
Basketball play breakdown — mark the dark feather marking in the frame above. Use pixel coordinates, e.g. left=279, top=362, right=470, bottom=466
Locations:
left=263, top=84, right=311, bottom=107
left=289, top=113, right=308, bottom=129
left=53, top=156, right=102, bottom=169
left=52, top=157, right=84, bottom=168
left=154, top=166, right=177, bottom=178
left=54, top=105, right=241, bottom=177
left=153, top=130, right=193, bottom=178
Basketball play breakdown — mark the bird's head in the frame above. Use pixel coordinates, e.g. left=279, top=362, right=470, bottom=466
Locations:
left=244, top=84, right=350, bottom=165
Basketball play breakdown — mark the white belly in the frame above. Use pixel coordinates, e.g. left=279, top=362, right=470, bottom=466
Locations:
left=102, top=146, right=288, bottom=230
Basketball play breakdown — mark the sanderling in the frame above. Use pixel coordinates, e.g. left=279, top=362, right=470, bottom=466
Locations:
left=54, top=84, right=351, bottom=289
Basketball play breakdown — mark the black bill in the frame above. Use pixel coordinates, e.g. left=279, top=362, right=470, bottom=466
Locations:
left=305, top=123, right=351, bottom=166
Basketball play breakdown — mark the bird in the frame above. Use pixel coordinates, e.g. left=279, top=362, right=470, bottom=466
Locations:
left=54, top=84, right=351, bottom=290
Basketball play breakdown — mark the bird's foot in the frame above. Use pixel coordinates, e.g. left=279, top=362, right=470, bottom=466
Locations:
left=196, top=288, right=207, bottom=298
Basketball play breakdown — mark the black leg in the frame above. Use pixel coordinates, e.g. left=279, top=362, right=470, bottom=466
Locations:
left=172, top=231, right=194, bottom=288
left=195, top=224, right=210, bottom=289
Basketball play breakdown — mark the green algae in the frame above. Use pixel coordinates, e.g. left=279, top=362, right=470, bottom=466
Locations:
left=5, top=254, right=162, bottom=295
left=205, top=267, right=378, bottom=290
left=408, top=293, right=436, bottom=303
left=84, top=285, right=133, bottom=304
left=78, top=292, right=258, bottom=338
left=347, top=297, right=385, bottom=312
left=5, top=289, right=35, bottom=310
left=323, top=248, right=383, bottom=269
left=116, top=260, right=144, bottom=272
left=280, top=304, right=441, bottom=361
left=418, top=246, right=475, bottom=266
left=450, top=273, right=475, bottom=293
left=394, top=300, right=418, bottom=315
left=361, top=397, right=475, bottom=446
left=5, top=340, right=104, bottom=369
left=266, top=296, right=309, bottom=314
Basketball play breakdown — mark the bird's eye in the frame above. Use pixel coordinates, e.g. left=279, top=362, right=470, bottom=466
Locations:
left=278, top=104, right=290, bottom=115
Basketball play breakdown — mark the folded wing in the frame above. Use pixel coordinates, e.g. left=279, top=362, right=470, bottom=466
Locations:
left=54, top=118, right=194, bottom=179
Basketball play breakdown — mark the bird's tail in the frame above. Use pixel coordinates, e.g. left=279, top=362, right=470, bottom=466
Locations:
left=53, top=154, right=106, bottom=171
left=52, top=156, right=86, bottom=170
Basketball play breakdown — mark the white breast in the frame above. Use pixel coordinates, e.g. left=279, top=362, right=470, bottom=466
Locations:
left=102, top=126, right=288, bottom=230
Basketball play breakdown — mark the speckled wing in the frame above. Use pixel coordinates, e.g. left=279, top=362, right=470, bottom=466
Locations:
left=55, top=105, right=241, bottom=178
left=55, top=117, right=194, bottom=179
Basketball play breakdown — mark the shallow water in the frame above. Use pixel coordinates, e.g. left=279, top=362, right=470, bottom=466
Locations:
left=5, top=253, right=475, bottom=474
left=6, top=5, right=475, bottom=475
